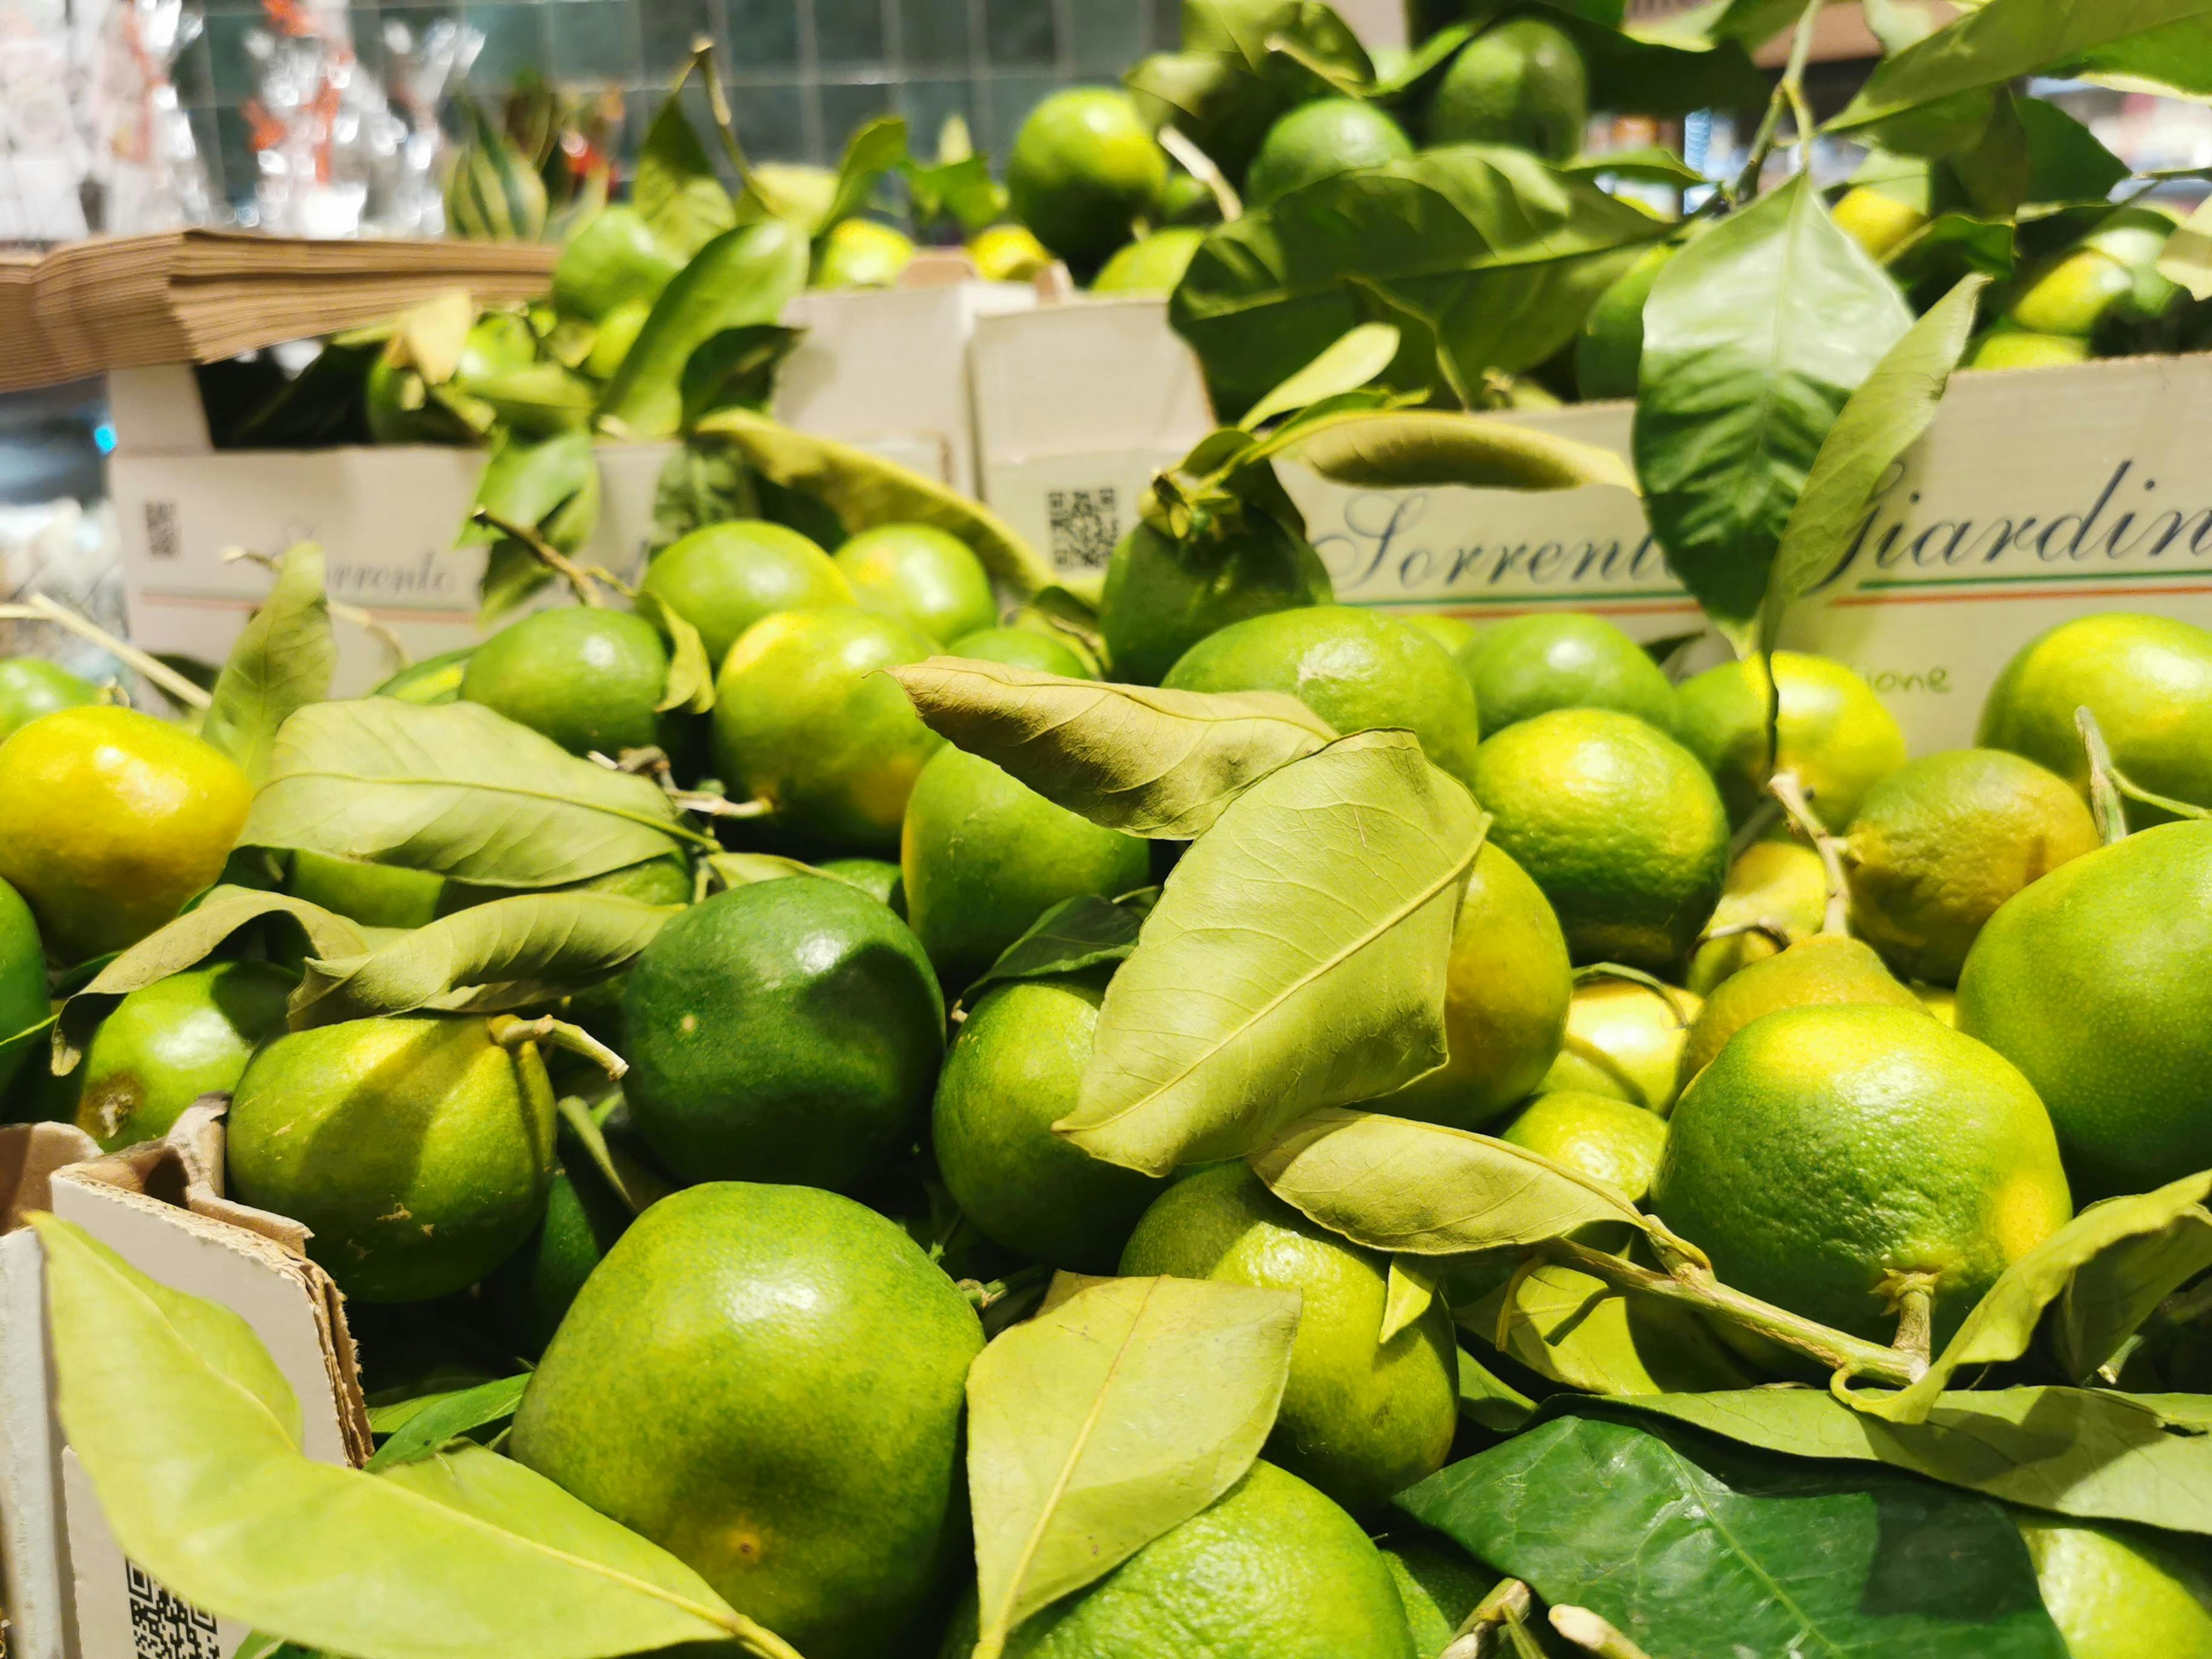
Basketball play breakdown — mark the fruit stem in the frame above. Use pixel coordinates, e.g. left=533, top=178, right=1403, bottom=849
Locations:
left=1768, top=771, right=1850, bottom=935
left=469, top=507, right=605, bottom=607
left=487, top=1014, right=629, bottom=1079
left=0, top=593, right=213, bottom=710
left=1696, top=919, right=1795, bottom=953
left=1441, top=1578, right=1535, bottom=1659
left=2075, top=707, right=2133, bottom=846
left=1727, top=0, right=1825, bottom=204
left=1885, top=1272, right=1938, bottom=1367
left=1551, top=1605, right=1656, bottom=1659
left=1157, top=125, right=1241, bottom=222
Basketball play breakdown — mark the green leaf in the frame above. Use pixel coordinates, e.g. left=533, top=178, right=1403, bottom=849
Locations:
left=1381, top=1256, right=1440, bottom=1344
left=632, top=92, right=736, bottom=258
left=815, top=116, right=909, bottom=236
left=887, top=657, right=1335, bottom=839
left=2158, top=194, right=2212, bottom=301
left=1947, top=88, right=2033, bottom=218
left=693, top=407, right=1058, bottom=597
left=464, top=366, right=599, bottom=439
left=1633, top=173, right=1913, bottom=643
left=203, top=545, right=336, bottom=786
left=631, top=591, right=715, bottom=715
left=1759, top=274, right=1986, bottom=653
left=1398, top=1413, right=2069, bottom=1659
left=241, top=699, right=702, bottom=891
left=651, top=439, right=761, bottom=551
left=964, top=893, right=1147, bottom=1003
left=1460, top=1262, right=1754, bottom=1396
left=1455, top=1347, right=1536, bottom=1434
left=365, top=1374, right=531, bottom=1472
left=1560, top=147, right=1709, bottom=190
left=288, top=893, right=680, bottom=1025
left=965, top=1274, right=1298, bottom=1659
left=462, top=430, right=601, bottom=624
left=1268, top=406, right=1637, bottom=493
left=677, top=323, right=804, bottom=430
left=31, top=1214, right=797, bottom=1659
left=1237, top=323, right=1402, bottom=430
left=2018, top=97, right=2131, bottom=205
left=1058, top=732, right=1484, bottom=1176
left=597, top=219, right=811, bottom=441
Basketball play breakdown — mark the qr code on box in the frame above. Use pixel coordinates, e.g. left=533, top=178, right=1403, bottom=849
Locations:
left=1047, top=487, right=1119, bottom=572
left=126, top=1563, right=219, bottom=1659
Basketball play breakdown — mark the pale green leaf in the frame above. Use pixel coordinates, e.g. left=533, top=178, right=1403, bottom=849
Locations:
left=1460, top=1262, right=1754, bottom=1397
left=1269, top=406, right=1637, bottom=494
left=1560, top=147, right=1709, bottom=190
left=365, top=1376, right=531, bottom=1472
left=815, top=116, right=909, bottom=235
left=203, top=544, right=336, bottom=785
left=1456, top=1347, right=1537, bottom=1434
left=2158, top=194, right=2212, bottom=301
left=1382, top=1256, right=1440, bottom=1345
left=1237, top=324, right=1402, bottom=431
left=632, top=94, right=736, bottom=259
left=632, top=592, right=715, bottom=714
left=461, top=431, right=600, bottom=624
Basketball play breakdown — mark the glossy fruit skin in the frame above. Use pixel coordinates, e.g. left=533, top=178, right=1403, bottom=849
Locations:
left=286, top=849, right=446, bottom=929
left=639, top=520, right=852, bottom=669
left=1007, top=88, right=1169, bottom=272
left=460, top=607, right=669, bottom=758
left=1685, top=836, right=1826, bottom=996
left=969, top=223, right=1054, bottom=283
left=938, top=1461, right=1415, bottom=1659
left=931, top=975, right=1163, bottom=1271
left=1375, top=844, right=1571, bottom=1130
left=621, top=878, right=944, bottom=1193
left=1244, top=98, right=1414, bottom=207
left=226, top=1015, right=556, bottom=1303
left=2016, top=1514, right=2212, bottom=1659
left=1576, top=241, right=1676, bottom=402
left=713, top=607, right=944, bottom=855
left=1499, top=1089, right=1668, bottom=1205
left=1461, top=611, right=1676, bottom=738
left=0, top=878, right=45, bottom=1097
left=1473, top=707, right=1729, bottom=971
left=1404, top=614, right=1479, bottom=661
left=1971, top=331, right=2092, bottom=370
left=901, top=745, right=1150, bottom=992
left=1675, top=652, right=1907, bottom=832
left=479, top=1160, right=633, bottom=1358
left=834, top=523, right=998, bottom=646
left=77, top=961, right=294, bottom=1150
left=1122, top=1164, right=1457, bottom=1516
left=1540, top=975, right=1701, bottom=1115
left=1653, top=1003, right=2071, bottom=1345
left=814, top=217, right=916, bottom=289
left=1979, top=613, right=2212, bottom=829
left=0, top=658, right=98, bottom=743
left=1099, top=517, right=1335, bottom=688
left=1679, top=933, right=1924, bottom=1085
left=551, top=204, right=682, bottom=321
left=1164, top=604, right=1483, bottom=789
left=0, top=706, right=253, bottom=961
left=944, top=625, right=1094, bottom=679
left=511, top=1183, right=983, bottom=1659
left=817, top=856, right=903, bottom=911
left=1091, top=228, right=1207, bottom=295
left=1429, top=17, right=1589, bottom=161
left=1831, top=185, right=1931, bottom=261
left=1958, top=822, right=2212, bottom=1199
left=1382, top=1531, right=1491, bottom=1659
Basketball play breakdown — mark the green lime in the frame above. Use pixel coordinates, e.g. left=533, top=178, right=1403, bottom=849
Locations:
left=1404, top=614, right=1480, bottom=660
left=901, top=744, right=1150, bottom=991
left=1540, top=974, right=1702, bottom=1115
left=1245, top=98, right=1414, bottom=207
left=1007, top=88, right=1169, bottom=272
left=1122, top=1163, right=1457, bottom=1515
left=712, top=607, right=945, bottom=854
left=1381, top=1529, right=1493, bottom=1659
left=640, top=520, right=853, bottom=669
left=1679, top=933, right=1925, bottom=1085
left=1375, top=844, right=1571, bottom=1130
left=2017, top=1513, right=2212, bottom=1659
left=287, top=850, right=446, bottom=929
left=1832, top=184, right=1931, bottom=261
left=77, top=961, right=294, bottom=1150
left=834, top=523, right=999, bottom=646
left=511, top=1182, right=982, bottom=1659
left=1979, top=613, right=2212, bottom=827
left=969, top=222, right=1054, bottom=282
left=817, top=855, right=904, bottom=910
left=1462, top=612, right=1676, bottom=737
left=460, top=607, right=669, bottom=757
left=939, top=1461, right=1416, bottom=1659
left=1958, top=822, right=2212, bottom=1198
left=371, top=646, right=474, bottom=704
left=1473, top=707, right=1729, bottom=969
left=1844, top=749, right=2100, bottom=985
left=1685, top=836, right=1827, bottom=996
left=2012, top=248, right=2136, bottom=338
left=0, top=706, right=253, bottom=961
left=932, top=974, right=1164, bottom=1271
left=0, top=877, right=46, bottom=1096
left=1092, top=227, right=1207, bottom=294
left=814, top=217, right=916, bottom=289
left=226, top=1014, right=557, bottom=1303
left=1675, top=651, right=1907, bottom=831
left=1653, top=1002, right=2071, bottom=1344
left=1098, top=517, right=1334, bottom=688
left=1429, top=17, right=1590, bottom=162
left=1499, top=1089, right=1668, bottom=1205
left=1971, top=331, right=2092, bottom=371
left=0, top=658, right=99, bottom=743
left=1162, top=604, right=1483, bottom=788
left=945, top=624, right=1095, bottom=679
left=1916, top=983, right=1957, bottom=1025
left=1157, top=168, right=1221, bottom=226
left=479, top=1159, right=633, bottom=1358
left=551, top=204, right=682, bottom=321
left=620, top=878, right=944, bottom=1192
left=1577, top=241, right=1676, bottom=401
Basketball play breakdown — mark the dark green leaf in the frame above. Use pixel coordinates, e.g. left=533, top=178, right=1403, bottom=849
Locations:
left=632, top=92, right=735, bottom=258
left=1947, top=88, right=2033, bottom=218
left=964, top=893, right=1146, bottom=1002
left=651, top=440, right=760, bottom=551
left=365, top=1374, right=531, bottom=1471
left=2018, top=97, right=2131, bottom=205
left=1560, top=147, right=1709, bottom=191
left=227, top=336, right=384, bottom=449
left=677, top=323, right=804, bottom=430
left=203, top=545, right=336, bottom=786
left=463, top=430, right=601, bottom=624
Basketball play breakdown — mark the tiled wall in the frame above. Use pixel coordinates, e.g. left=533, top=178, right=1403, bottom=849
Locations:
left=176, top=0, right=1184, bottom=214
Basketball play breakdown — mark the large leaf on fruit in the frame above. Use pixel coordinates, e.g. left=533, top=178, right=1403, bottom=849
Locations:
left=1633, top=173, right=1912, bottom=642
left=241, top=700, right=698, bottom=891
left=964, top=892, right=1152, bottom=1003
left=1398, top=1414, right=2068, bottom=1659
left=1057, top=732, right=1484, bottom=1176
left=965, top=1275, right=1297, bottom=1659
left=1270, top=407, right=1635, bottom=493
left=887, top=657, right=1334, bottom=838
left=203, top=544, right=336, bottom=786
left=1461, top=1263, right=1753, bottom=1396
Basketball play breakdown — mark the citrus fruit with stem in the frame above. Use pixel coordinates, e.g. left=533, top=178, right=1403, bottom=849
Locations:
left=1429, top=17, right=1589, bottom=161
left=639, top=520, right=853, bottom=669
left=1244, top=98, right=1413, bottom=207
left=1578, top=241, right=1676, bottom=401
left=1685, top=836, right=1827, bottom=995
left=77, top=960, right=294, bottom=1150
left=1098, top=517, right=1334, bottom=687
left=1499, top=1089, right=1668, bottom=1207
left=1675, top=652, right=1906, bottom=831
left=460, top=607, right=669, bottom=757
left=1381, top=1529, right=1493, bottom=1659
left=1461, top=611, right=1676, bottom=737
left=1540, top=973, right=1701, bottom=1113
left=0, top=658, right=98, bottom=743
left=1007, top=88, right=1169, bottom=272
left=1971, top=331, right=2092, bottom=370
left=1832, top=185, right=1930, bottom=260
left=834, top=523, right=998, bottom=646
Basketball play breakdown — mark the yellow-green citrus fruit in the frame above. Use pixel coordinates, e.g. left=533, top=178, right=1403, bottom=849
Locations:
left=1122, top=1164, right=1457, bottom=1514
left=1163, top=604, right=1483, bottom=789
left=938, top=1461, right=1416, bottom=1659
left=2016, top=1514, right=2212, bottom=1659
left=1958, top=822, right=2212, bottom=1199
left=1007, top=88, right=1169, bottom=272
left=287, top=849, right=446, bottom=929
left=1685, top=836, right=1827, bottom=996
left=1577, top=241, right=1676, bottom=402
left=0, top=657, right=99, bottom=743
left=1540, top=974, right=1700, bottom=1114
left=640, top=520, right=853, bottom=669
left=1245, top=98, right=1414, bottom=207
left=901, top=745, right=1150, bottom=991
left=460, top=607, right=669, bottom=757
left=226, top=1015, right=557, bottom=1302
left=1979, top=613, right=2212, bottom=827
left=77, top=961, right=294, bottom=1150
left=1832, top=185, right=1931, bottom=260
left=372, top=646, right=474, bottom=704
left=932, top=974, right=1164, bottom=1271
left=0, top=706, right=253, bottom=961
left=479, top=1158, right=632, bottom=1357
left=1382, top=1530, right=1493, bottom=1659
left=0, top=877, right=46, bottom=1096
left=1971, top=331, right=2093, bottom=371
left=750, top=162, right=839, bottom=230
left=1679, top=933, right=1924, bottom=1085
left=1375, top=844, right=1571, bottom=1130
left=2012, top=249, right=2135, bottom=338
left=1473, top=707, right=1729, bottom=969
left=1157, top=168, right=1221, bottom=226
left=834, top=523, right=998, bottom=646
left=818, top=855, right=903, bottom=911
left=945, top=624, right=1094, bottom=679
left=969, top=222, right=1055, bottom=283
left=1916, top=983, right=1957, bottom=1025
left=551, top=204, right=682, bottom=321
left=813, top=217, right=915, bottom=289
left=511, top=1183, right=983, bottom=1659
left=1501, top=1089, right=1667, bottom=1204
left=1461, top=611, right=1676, bottom=737
left=1429, top=17, right=1589, bottom=161
left=621, top=878, right=944, bottom=1192
left=1404, top=614, right=1480, bottom=660
left=1675, top=651, right=1907, bottom=831
left=1844, top=748, right=2100, bottom=985
left=712, top=607, right=945, bottom=854
left=1099, top=517, right=1334, bottom=687
left=1092, top=227, right=1207, bottom=294
left=1653, top=1003, right=2071, bottom=1344
left=585, top=296, right=652, bottom=380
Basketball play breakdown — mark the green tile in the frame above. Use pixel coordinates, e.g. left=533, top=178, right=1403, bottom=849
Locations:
left=725, top=0, right=798, bottom=68
left=816, top=0, right=887, bottom=67
left=983, top=0, right=1055, bottom=65
left=546, top=0, right=638, bottom=82
left=460, top=3, right=548, bottom=84
left=1069, top=0, right=1144, bottom=69
left=641, top=0, right=722, bottom=76
left=729, top=79, right=809, bottom=162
